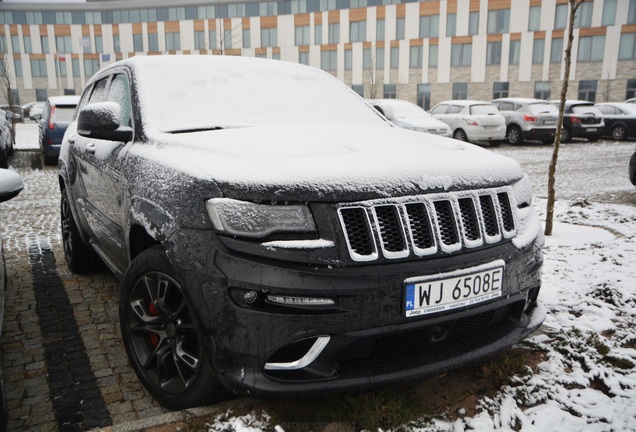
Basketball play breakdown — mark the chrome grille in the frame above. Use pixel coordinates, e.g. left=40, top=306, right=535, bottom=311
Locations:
left=338, top=188, right=517, bottom=262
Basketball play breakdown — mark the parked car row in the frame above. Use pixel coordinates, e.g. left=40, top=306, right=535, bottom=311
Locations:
left=370, top=97, right=636, bottom=146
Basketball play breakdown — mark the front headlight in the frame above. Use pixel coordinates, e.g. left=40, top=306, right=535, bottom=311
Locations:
left=511, top=174, right=534, bottom=207
left=206, top=198, right=317, bottom=238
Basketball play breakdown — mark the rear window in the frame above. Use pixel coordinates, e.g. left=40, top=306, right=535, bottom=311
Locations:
left=572, top=105, right=602, bottom=117
left=528, top=103, right=559, bottom=115
left=470, top=104, right=498, bottom=115
left=52, top=106, right=77, bottom=123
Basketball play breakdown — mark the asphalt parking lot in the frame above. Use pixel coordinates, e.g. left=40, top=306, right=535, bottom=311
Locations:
left=0, top=123, right=634, bottom=431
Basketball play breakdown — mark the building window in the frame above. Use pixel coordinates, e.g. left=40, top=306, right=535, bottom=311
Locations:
left=578, top=80, right=597, bottom=101
left=81, top=36, right=92, bottom=53
left=629, top=0, right=636, bottom=24
left=493, top=82, right=509, bottom=99
left=133, top=34, right=143, bottom=51
left=113, top=35, right=120, bottom=52
left=243, top=29, right=251, bottom=48
left=429, top=44, right=438, bottom=68
left=149, top=33, right=159, bottom=51
left=328, top=23, right=340, bottom=44
left=95, top=35, right=103, bottom=53
left=409, top=45, right=422, bottom=68
left=315, top=24, right=323, bottom=44
left=350, top=21, right=366, bottom=42
left=417, top=83, right=431, bottom=110
left=602, top=0, right=617, bottom=26
left=532, top=39, right=545, bottom=64
left=535, top=81, right=551, bottom=99
left=453, top=82, right=468, bottom=99
left=487, top=9, right=509, bottom=34
left=165, top=32, right=181, bottom=50
left=390, top=46, right=399, bottom=69
left=383, top=84, right=397, bottom=99
left=451, top=43, right=471, bottom=66
left=84, top=58, right=99, bottom=77
left=376, top=47, right=384, bottom=69
left=574, top=2, right=593, bottom=28
left=419, top=15, right=439, bottom=38
left=299, top=51, right=309, bottom=65
left=352, top=84, right=364, bottom=97
left=14, top=59, right=23, bottom=77
left=261, top=28, right=277, bottom=47
left=468, top=12, right=479, bottom=35
left=207, top=31, right=216, bottom=50
left=41, top=35, right=49, bottom=53
left=486, top=41, right=502, bottom=65
left=58, top=60, right=67, bottom=77
left=224, top=29, right=233, bottom=49
left=345, top=48, right=352, bottom=70
left=578, top=36, right=605, bottom=62
left=528, top=6, right=541, bottom=31
left=36, top=89, right=48, bottom=101
left=321, top=50, right=337, bottom=71
left=620, top=33, right=636, bottom=59
left=23, top=35, right=32, bottom=53
left=272, top=52, right=280, bottom=60
left=509, top=40, right=520, bottom=65
left=30, top=59, right=47, bottom=77
left=72, top=59, right=80, bottom=76
left=446, top=13, right=456, bottom=37
left=551, top=37, right=563, bottom=63
left=56, top=35, right=71, bottom=53
left=396, top=17, right=405, bottom=40
left=194, top=31, right=205, bottom=49
left=363, top=47, right=371, bottom=70
left=555, top=4, right=568, bottom=30
left=10, top=89, right=20, bottom=106
left=11, top=35, right=20, bottom=54
left=376, top=19, right=385, bottom=41
left=295, top=25, right=310, bottom=45
left=626, top=78, right=636, bottom=99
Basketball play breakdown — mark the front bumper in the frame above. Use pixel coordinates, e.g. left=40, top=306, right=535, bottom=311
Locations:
left=167, top=225, right=544, bottom=398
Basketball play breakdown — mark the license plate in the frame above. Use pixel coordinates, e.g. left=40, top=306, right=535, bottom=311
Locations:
left=587, top=128, right=598, bottom=132
left=544, top=120, right=556, bottom=125
left=404, top=261, right=504, bottom=317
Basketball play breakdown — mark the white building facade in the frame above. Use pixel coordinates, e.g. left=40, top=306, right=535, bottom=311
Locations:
left=1, top=0, right=636, bottom=107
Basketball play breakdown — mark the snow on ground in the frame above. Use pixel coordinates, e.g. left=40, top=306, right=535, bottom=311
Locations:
left=206, top=198, right=636, bottom=432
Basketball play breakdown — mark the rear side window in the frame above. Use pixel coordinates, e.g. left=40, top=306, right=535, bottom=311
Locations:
left=448, top=105, right=464, bottom=114
left=572, top=105, right=602, bottom=116
left=528, top=103, right=559, bottom=115
left=430, top=104, right=448, bottom=115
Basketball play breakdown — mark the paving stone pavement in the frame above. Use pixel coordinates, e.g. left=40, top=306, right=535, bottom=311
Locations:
left=0, top=151, right=183, bottom=431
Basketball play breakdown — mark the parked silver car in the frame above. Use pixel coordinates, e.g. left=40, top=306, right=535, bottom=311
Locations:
left=491, top=98, right=558, bottom=145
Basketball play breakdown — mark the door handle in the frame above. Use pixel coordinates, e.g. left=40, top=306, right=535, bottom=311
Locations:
left=86, top=142, right=97, bottom=153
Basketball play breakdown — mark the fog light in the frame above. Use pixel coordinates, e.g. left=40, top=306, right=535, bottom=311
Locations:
left=243, top=290, right=259, bottom=304
left=266, top=295, right=335, bottom=307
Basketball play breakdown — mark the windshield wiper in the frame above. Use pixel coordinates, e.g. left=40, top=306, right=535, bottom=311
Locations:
left=166, top=126, right=224, bottom=134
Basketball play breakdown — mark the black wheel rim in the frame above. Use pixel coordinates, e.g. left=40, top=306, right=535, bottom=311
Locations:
left=61, top=195, right=73, bottom=260
left=125, top=271, right=202, bottom=395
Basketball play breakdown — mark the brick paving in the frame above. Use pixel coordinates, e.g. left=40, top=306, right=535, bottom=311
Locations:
left=0, top=150, right=170, bottom=430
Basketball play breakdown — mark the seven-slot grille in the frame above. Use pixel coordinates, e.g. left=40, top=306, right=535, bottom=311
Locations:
left=338, top=188, right=517, bottom=262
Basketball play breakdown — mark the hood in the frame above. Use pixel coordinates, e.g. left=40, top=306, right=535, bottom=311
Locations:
left=393, top=117, right=450, bottom=132
left=132, top=122, right=524, bottom=202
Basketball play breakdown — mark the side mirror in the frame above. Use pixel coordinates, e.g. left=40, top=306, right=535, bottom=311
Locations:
left=77, top=102, right=133, bottom=142
left=0, top=169, right=23, bottom=203
left=373, top=103, right=395, bottom=121
left=5, top=111, right=13, bottom=120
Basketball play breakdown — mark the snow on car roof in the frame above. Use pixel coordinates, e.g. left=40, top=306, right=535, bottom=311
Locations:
left=47, top=95, right=80, bottom=106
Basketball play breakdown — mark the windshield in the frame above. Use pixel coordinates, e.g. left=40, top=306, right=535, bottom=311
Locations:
left=133, top=56, right=387, bottom=133
left=572, top=105, right=602, bottom=116
left=387, top=101, right=430, bottom=118
left=470, top=104, right=498, bottom=115
left=528, top=103, right=559, bottom=115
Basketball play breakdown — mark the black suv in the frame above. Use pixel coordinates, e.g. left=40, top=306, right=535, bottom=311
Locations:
left=550, top=100, right=604, bottom=142
left=59, top=56, right=545, bottom=410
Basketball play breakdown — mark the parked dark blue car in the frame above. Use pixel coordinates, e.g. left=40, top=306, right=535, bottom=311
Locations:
left=39, top=96, right=80, bottom=165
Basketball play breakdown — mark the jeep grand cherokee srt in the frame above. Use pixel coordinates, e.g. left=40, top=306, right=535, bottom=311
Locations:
left=59, top=55, right=545, bottom=410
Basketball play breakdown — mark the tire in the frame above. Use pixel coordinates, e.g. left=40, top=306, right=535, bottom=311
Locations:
left=119, top=246, right=232, bottom=410
left=611, top=124, right=627, bottom=141
left=43, top=154, right=58, bottom=166
left=506, top=126, right=523, bottom=145
left=561, top=127, right=572, bottom=143
left=453, top=129, right=468, bottom=142
left=0, top=149, right=7, bottom=169
left=61, top=188, right=94, bottom=273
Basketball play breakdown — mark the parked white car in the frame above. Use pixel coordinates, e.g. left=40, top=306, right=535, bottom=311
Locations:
left=368, top=99, right=452, bottom=137
left=429, top=100, right=506, bottom=146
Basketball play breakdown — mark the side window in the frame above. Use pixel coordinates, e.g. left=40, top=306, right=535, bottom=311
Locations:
left=89, top=77, right=110, bottom=104
left=108, top=74, right=132, bottom=128
left=77, top=85, right=93, bottom=114
left=500, top=102, right=514, bottom=111
left=431, top=104, right=448, bottom=115
left=448, top=105, right=463, bottom=114
left=597, top=105, right=615, bottom=115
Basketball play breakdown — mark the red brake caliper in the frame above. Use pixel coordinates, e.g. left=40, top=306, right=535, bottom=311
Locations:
left=148, top=302, right=160, bottom=347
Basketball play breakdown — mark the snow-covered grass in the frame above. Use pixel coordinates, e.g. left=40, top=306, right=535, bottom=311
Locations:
left=203, top=198, right=636, bottom=432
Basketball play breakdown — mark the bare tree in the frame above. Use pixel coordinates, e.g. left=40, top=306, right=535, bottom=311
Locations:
left=367, top=45, right=379, bottom=99
left=0, top=55, right=16, bottom=147
left=545, top=0, right=585, bottom=236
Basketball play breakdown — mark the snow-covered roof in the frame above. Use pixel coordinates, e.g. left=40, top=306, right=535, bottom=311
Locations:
left=47, top=95, right=81, bottom=106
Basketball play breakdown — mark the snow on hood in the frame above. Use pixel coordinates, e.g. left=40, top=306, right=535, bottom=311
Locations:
left=130, top=122, right=523, bottom=202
